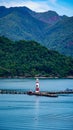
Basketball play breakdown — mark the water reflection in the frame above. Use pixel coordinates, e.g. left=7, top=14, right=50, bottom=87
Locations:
left=34, top=97, right=40, bottom=128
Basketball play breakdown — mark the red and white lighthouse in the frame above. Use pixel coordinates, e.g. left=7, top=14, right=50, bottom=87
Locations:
left=35, top=78, right=40, bottom=93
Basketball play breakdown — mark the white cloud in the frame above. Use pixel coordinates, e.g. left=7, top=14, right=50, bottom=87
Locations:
left=23, top=1, right=50, bottom=12
left=1, top=0, right=51, bottom=12
left=0, top=0, right=73, bottom=16
left=46, top=0, right=73, bottom=16
left=54, top=4, right=73, bottom=16
left=49, top=0, right=73, bottom=16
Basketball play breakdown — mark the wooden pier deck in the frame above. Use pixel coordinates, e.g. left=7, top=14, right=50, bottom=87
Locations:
left=0, top=89, right=73, bottom=97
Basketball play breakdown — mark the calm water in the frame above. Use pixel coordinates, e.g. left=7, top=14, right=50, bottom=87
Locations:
left=0, top=78, right=73, bottom=130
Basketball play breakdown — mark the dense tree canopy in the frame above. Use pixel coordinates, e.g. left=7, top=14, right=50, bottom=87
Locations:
left=0, top=36, right=73, bottom=78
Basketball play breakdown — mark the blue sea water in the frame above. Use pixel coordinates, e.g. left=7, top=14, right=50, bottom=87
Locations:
left=0, top=78, right=73, bottom=130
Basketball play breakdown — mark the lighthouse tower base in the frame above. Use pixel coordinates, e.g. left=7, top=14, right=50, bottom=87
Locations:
left=35, top=78, right=40, bottom=93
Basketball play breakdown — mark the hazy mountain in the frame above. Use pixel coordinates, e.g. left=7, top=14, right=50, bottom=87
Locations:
left=0, top=6, right=73, bottom=56
left=30, top=10, right=61, bottom=25
left=45, top=16, right=73, bottom=56
left=0, top=6, right=47, bottom=43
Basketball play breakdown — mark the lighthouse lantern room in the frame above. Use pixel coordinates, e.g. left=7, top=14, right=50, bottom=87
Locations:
left=35, top=78, right=40, bottom=93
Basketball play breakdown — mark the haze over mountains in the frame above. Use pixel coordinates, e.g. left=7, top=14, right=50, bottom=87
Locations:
left=0, top=6, right=73, bottom=56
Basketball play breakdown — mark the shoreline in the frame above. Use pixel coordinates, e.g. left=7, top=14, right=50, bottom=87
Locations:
left=0, top=76, right=73, bottom=79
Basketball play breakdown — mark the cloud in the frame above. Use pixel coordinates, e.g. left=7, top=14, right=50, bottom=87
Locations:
left=49, top=0, right=73, bottom=16
left=0, top=0, right=51, bottom=12
left=54, top=4, right=73, bottom=16
left=0, top=0, right=73, bottom=16
left=23, top=1, right=50, bottom=12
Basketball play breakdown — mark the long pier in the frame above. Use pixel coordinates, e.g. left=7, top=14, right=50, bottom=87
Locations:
left=0, top=89, right=73, bottom=97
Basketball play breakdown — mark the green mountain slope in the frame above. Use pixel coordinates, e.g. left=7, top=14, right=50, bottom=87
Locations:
left=0, top=6, right=73, bottom=57
left=30, top=10, right=61, bottom=25
left=0, top=6, right=47, bottom=42
left=0, top=36, right=73, bottom=78
left=45, top=17, right=73, bottom=56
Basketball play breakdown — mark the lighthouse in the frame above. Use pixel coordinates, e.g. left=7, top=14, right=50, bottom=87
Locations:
left=35, top=78, right=40, bottom=93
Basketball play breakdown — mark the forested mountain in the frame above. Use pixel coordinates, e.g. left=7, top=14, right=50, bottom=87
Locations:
left=0, top=36, right=73, bottom=78
left=30, top=10, right=61, bottom=25
left=0, top=6, right=73, bottom=57
left=45, top=17, right=73, bottom=57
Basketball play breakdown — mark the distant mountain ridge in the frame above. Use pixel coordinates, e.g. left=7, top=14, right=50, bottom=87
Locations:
left=0, top=6, right=73, bottom=56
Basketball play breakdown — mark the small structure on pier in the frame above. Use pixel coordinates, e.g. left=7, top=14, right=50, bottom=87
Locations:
left=35, top=78, right=40, bottom=93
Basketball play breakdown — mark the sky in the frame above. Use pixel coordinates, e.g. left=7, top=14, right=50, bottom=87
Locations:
left=0, top=0, right=73, bottom=16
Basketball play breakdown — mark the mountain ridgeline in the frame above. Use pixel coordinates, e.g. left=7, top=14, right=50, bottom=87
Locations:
left=0, top=6, right=73, bottom=57
left=0, top=36, right=73, bottom=78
